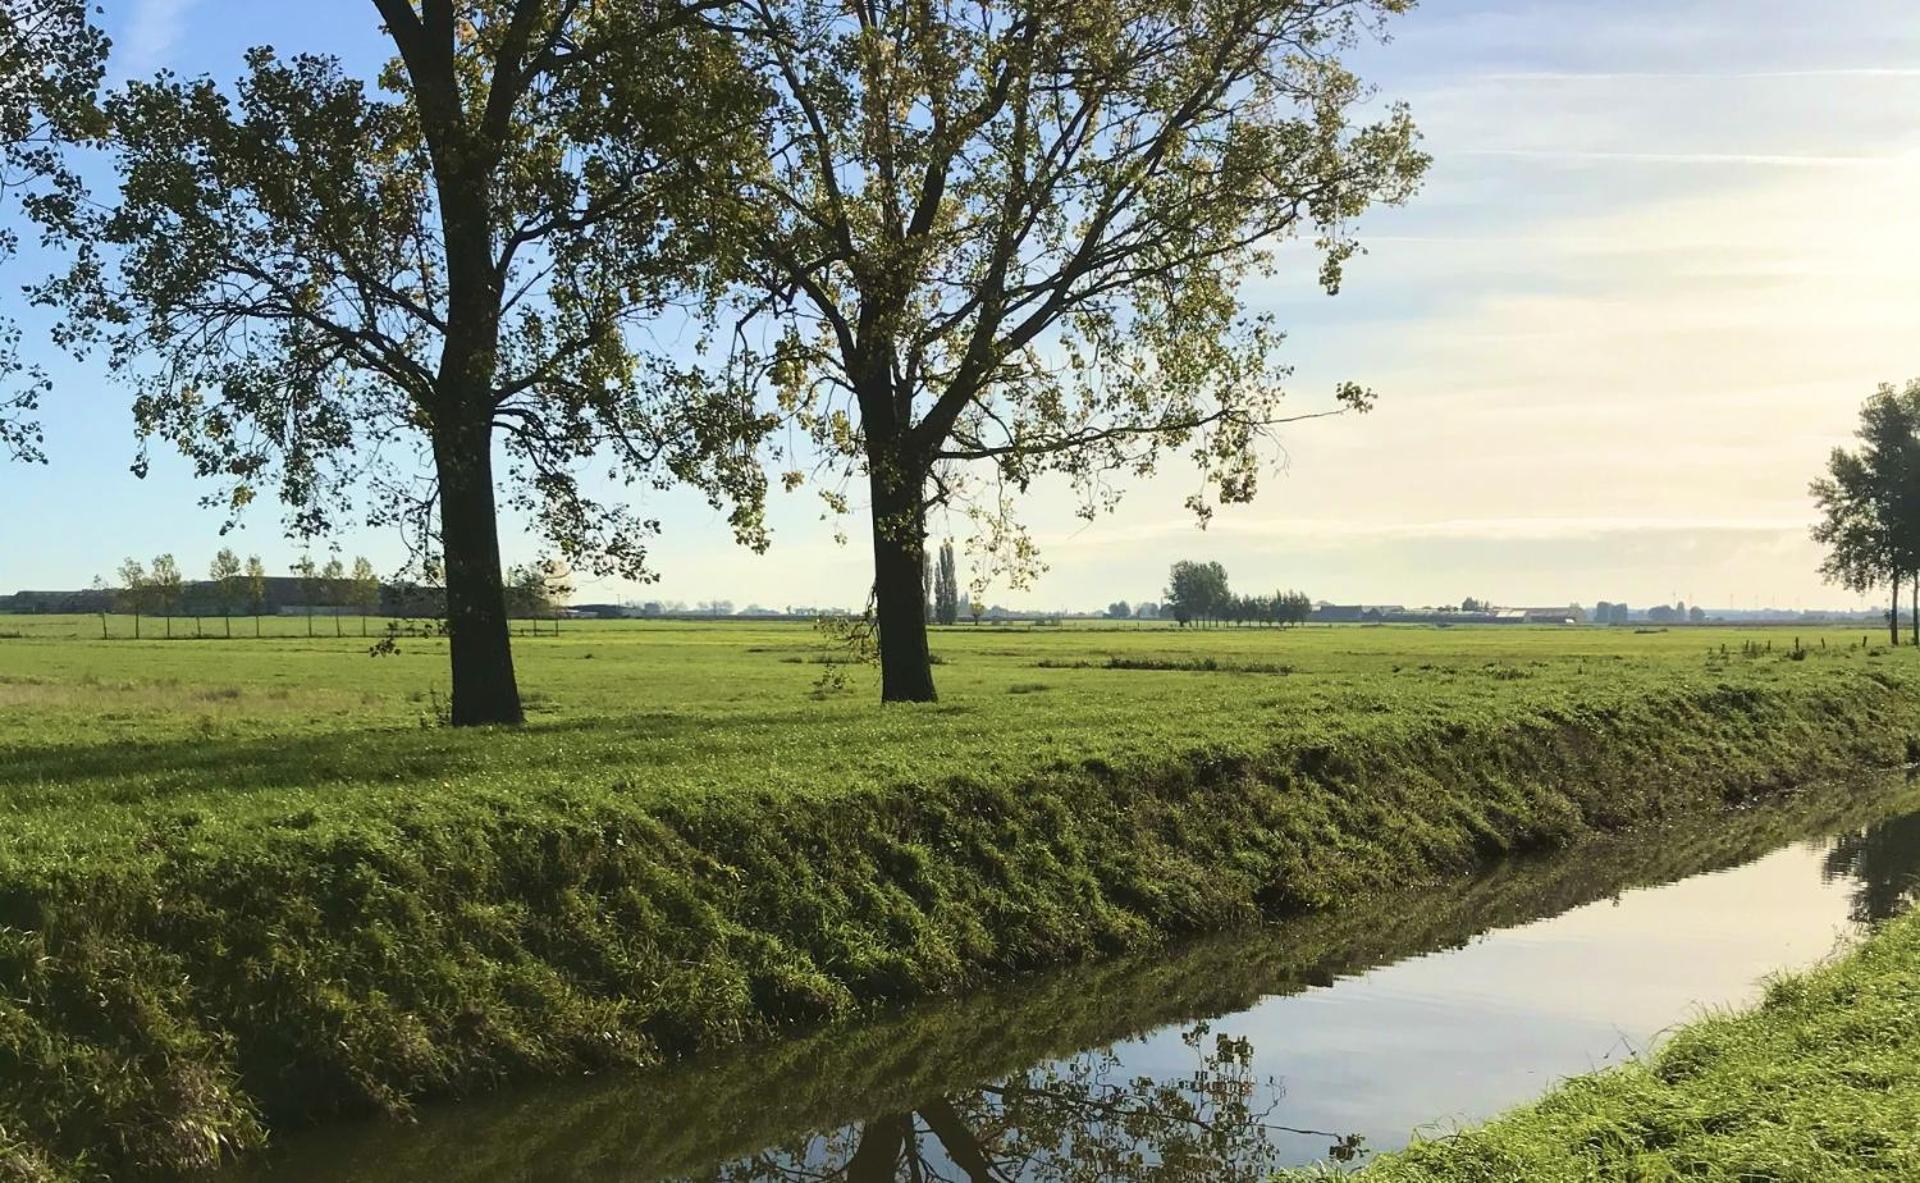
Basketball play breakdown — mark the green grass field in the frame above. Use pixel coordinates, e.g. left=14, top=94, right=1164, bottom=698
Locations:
left=0, top=616, right=1896, bottom=843
left=2, top=616, right=1918, bottom=1179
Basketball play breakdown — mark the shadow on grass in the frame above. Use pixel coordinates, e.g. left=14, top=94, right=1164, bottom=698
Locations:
left=0, top=712, right=726, bottom=804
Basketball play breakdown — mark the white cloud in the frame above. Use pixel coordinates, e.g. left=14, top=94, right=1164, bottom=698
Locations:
left=116, top=0, right=202, bottom=79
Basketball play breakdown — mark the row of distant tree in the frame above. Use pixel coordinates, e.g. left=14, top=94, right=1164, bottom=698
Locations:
left=101, top=551, right=573, bottom=638
left=1161, top=561, right=1312, bottom=628
left=110, top=550, right=382, bottom=638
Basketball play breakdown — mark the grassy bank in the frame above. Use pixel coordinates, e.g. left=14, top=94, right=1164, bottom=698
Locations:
left=1, top=621, right=1917, bottom=1178
left=230, top=777, right=1920, bottom=1182
left=1299, top=903, right=1920, bottom=1181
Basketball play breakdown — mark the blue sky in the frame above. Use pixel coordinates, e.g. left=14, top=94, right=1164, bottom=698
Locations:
left=4, top=0, right=1920, bottom=611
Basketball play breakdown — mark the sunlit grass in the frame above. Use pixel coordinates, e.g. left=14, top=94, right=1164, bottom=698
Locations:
left=1, top=615, right=1916, bottom=1179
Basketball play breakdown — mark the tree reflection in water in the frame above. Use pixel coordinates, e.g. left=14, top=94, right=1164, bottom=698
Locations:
left=1823, top=808, right=1920, bottom=923
left=703, top=1024, right=1359, bottom=1183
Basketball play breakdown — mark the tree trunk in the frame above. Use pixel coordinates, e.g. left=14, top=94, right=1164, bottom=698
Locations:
left=133, top=613, right=139, bottom=640
left=434, top=413, right=525, bottom=726
left=1893, top=570, right=1902, bottom=646
left=1910, top=578, right=1915, bottom=646
left=224, top=614, right=231, bottom=638
left=867, top=454, right=937, bottom=703
left=844, top=1114, right=909, bottom=1183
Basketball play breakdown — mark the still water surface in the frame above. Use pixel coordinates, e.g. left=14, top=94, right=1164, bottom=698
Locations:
left=232, top=778, right=1920, bottom=1181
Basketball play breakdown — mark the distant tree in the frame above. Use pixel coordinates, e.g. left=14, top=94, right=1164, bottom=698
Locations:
left=319, top=557, right=346, bottom=637
left=349, top=556, right=379, bottom=636
left=935, top=542, right=961, bottom=627
left=115, top=556, right=146, bottom=639
left=1812, top=381, right=1920, bottom=645
left=1593, top=600, right=1613, bottom=626
left=542, top=560, right=574, bottom=634
left=1106, top=601, right=1131, bottom=621
left=1134, top=602, right=1160, bottom=620
left=506, top=564, right=551, bottom=627
left=1460, top=596, right=1482, bottom=613
left=245, top=554, right=267, bottom=636
left=209, top=547, right=243, bottom=637
left=1689, top=605, right=1707, bottom=623
left=1609, top=603, right=1631, bottom=625
left=1278, top=590, right=1313, bottom=627
left=293, top=554, right=318, bottom=638
left=1647, top=604, right=1677, bottom=624
left=1165, top=562, right=1231, bottom=628
left=0, top=0, right=107, bottom=465
left=716, top=0, right=1428, bottom=700
left=969, top=600, right=984, bottom=626
left=150, top=553, right=182, bottom=638
left=89, top=574, right=109, bottom=637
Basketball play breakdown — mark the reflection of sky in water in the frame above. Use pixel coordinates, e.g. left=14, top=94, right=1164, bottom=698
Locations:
left=1123, top=838, right=1864, bottom=1161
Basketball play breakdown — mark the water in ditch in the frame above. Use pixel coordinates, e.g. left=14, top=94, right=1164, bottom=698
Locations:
left=226, top=773, right=1920, bottom=1181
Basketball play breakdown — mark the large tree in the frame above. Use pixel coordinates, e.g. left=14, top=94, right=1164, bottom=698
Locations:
left=710, top=0, right=1425, bottom=699
left=1812, top=381, right=1920, bottom=645
left=0, top=0, right=105, bottom=462
left=51, top=1, right=771, bottom=724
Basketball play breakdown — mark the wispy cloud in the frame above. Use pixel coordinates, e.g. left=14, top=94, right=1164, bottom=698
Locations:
left=1478, top=68, right=1920, bottom=82
left=1456, top=148, right=1902, bottom=168
left=116, top=0, right=202, bottom=79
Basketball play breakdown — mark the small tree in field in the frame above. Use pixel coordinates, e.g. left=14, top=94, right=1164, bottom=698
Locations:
left=209, top=547, right=242, bottom=637
left=1812, top=381, right=1920, bottom=645
left=89, top=574, right=109, bottom=637
left=115, top=557, right=146, bottom=638
left=506, top=564, right=551, bottom=630
left=712, top=0, right=1426, bottom=699
left=150, top=553, right=182, bottom=638
left=293, top=554, right=318, bottom=638
left=350, top=556, right=379, bottom=636
left=320, top=557, right=346, bottom=637
left=245, top=554, right=267, bottom=636
left=542, top=559, right=574, bottom=634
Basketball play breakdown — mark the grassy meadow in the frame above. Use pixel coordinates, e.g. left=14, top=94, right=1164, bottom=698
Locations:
left=3, top=616, right=1920, bottom=1178
left=0, top=615, right=1901, bottom=842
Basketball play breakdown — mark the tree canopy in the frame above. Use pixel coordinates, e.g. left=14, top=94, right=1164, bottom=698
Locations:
left=0, top=0, right=105, bottom=463
left=709, top=0, right=1427, bottom=698
left=1811, top=381, right=1920, bottom=644
left=49, top=0, right=774, bottom=723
